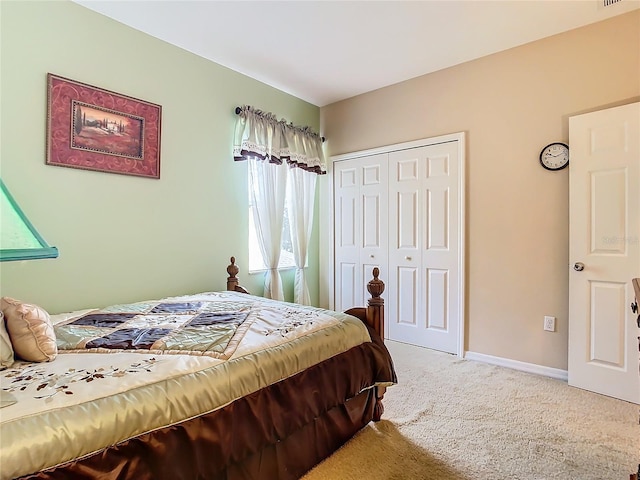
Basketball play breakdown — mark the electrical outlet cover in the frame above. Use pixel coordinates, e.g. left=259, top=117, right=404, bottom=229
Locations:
left=544, top=316, right=555, bottom=332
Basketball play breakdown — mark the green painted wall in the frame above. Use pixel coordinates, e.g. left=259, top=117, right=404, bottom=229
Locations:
left=0, top=1, right=320, bottom=313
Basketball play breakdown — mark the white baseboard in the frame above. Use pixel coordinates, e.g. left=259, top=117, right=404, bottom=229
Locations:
left=464, top=351, right=568, bottom=382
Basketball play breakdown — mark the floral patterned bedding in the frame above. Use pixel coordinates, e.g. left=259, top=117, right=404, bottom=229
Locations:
left=0, top=291, right=373, bottom=480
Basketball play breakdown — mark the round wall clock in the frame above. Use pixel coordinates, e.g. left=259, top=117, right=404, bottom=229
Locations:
left=539, top=142, right=569, bottom=171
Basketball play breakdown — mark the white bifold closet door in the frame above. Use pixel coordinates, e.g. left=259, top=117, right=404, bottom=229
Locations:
left=333, top=136, right=464, bottom=355
left=387, top=142, right=462, bottom=353
left=334, top=153, right=389, bottom=315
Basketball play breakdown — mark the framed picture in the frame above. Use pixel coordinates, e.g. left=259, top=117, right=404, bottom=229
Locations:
left=46, top=74, right=161, bottom=179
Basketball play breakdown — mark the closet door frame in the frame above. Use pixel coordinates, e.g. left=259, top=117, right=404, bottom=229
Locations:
left=324, top=132, right=466, bottom=356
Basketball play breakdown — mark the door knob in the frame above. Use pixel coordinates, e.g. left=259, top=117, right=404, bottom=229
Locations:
left=405, top=256, right=412, bottom=261
left=573, top=262, right=585, bottom=271
left=370, top=254, right=374, bottom=258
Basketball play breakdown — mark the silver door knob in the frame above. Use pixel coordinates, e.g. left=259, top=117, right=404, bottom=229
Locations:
left=573, top=262, right=585, bottom=271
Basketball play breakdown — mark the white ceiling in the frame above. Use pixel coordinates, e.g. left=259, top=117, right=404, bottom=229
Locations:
left=73, top=0, right=639, bottom=107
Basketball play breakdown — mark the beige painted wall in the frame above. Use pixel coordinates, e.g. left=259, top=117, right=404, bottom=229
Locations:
left=0, top=1, right=320, bottom=313
left=320, top=11, right=640, bottom=370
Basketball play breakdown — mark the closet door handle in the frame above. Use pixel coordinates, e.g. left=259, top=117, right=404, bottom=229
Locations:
left=405, top=256, right=412, bottom=261
left=370, top=254, right=374, bottom=258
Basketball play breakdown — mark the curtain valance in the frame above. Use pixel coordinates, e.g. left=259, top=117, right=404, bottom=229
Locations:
left=233, top=105, right=326, bottom=175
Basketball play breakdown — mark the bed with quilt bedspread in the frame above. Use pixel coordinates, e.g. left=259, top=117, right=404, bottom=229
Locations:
left=0, top=260, right=396, bottom=480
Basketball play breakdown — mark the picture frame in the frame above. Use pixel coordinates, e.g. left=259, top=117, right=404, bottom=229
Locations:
left=46, top=74, right=161, bottom=179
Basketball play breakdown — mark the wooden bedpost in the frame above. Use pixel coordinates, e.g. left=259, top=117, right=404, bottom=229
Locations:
left=346, top=268, right=387, bottom=421
left=367, top=267, right=387, bottom=422
left=345, top=268, right=385, bottom=340
left=366, top=267, right=385, bottom=340
left=226, top=257, right=249, bottom=294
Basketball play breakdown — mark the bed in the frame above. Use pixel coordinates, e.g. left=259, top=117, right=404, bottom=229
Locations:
left=0, top=257, right=396, bottom=480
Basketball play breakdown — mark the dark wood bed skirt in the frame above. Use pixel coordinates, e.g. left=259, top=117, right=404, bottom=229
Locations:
left=21, top=327, right=396, bottom=480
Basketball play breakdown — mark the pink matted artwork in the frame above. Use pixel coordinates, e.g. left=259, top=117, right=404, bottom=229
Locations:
left=46, top=74, right=161, bottom=179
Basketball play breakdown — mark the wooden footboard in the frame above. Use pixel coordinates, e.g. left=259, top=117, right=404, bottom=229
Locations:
left=344, top=267, right=387, bottom=421
left=225, top=257, right=388, bottom=420
left=226, top=257, right=385, bottom=338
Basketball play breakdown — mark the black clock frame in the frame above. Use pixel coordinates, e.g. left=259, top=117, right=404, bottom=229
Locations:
left=539, top=142, right=569, bottom=171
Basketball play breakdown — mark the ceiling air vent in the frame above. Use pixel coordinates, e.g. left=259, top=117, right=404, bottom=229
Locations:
left=601, top=0, right=623, bottom=7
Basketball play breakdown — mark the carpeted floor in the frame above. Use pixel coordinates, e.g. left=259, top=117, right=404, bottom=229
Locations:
left=303, top=340, right=639, bottom=480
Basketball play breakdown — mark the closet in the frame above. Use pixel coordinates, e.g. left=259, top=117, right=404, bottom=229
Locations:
left=332, top=133, right=465, bottom=355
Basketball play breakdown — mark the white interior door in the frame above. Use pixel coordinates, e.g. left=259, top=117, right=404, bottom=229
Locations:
left=388, top=141, right=462, bottom=354
left=568, top=102, right=640, bottom=404
left=334, top=154, right=388, bottom=314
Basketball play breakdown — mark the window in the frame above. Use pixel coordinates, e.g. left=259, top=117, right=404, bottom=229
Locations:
left=248, top=183, right=296, bottom=273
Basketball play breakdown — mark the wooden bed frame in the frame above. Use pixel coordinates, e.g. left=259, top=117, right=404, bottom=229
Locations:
left=226, top=256, right=388, bottom=421
left=20, top=258, right=393, bottom=479
left=18, top=258, right=394, bottom=480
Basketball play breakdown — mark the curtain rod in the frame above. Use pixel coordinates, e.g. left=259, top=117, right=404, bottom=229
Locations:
left=235, top=106, right=325, bottom=143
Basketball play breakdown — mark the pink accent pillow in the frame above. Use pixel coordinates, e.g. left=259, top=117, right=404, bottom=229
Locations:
left=1, top=297, right=57, bottom=362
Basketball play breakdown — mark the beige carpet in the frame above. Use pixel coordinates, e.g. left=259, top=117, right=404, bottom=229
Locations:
left=303, top=340, right=639, bottom=480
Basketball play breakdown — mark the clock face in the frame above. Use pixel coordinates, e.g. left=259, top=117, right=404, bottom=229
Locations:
left=540, top=142, right=569, bottom=171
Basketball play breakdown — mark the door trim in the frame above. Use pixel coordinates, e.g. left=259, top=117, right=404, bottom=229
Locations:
left=321, top=132, right=466, bottom=357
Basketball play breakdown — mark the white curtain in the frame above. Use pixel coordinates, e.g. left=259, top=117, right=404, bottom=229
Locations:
left=233, top=105, right=325, bottom=303
left=248, top=159, right=287, bottom=300
left=286, top=165, right=316, bottom=304
left=283, top=127, right=320, bottom=304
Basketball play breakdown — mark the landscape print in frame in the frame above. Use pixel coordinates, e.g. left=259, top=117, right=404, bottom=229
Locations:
left=46, top=74, right=161, bottom=178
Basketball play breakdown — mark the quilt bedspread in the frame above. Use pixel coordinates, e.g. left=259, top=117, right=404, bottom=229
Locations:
left=55, top=297, right=255, bottom=358
left=0, top=291, right=374, bottom=480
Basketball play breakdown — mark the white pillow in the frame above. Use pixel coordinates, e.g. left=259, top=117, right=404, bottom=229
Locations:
left=0, top=311, right=14, bottom=369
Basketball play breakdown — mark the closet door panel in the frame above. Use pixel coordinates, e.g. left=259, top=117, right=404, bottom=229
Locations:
left=334, top=160, right=362, bottom=312
left=396, top=191, right=419, bottom=249
left=363, top=193, right=381, bottom=248
left=388, top=264, right=421, bottom=345
left=425, top=268, right=448, bottom=330
left=334, top=154, right=388, bottom=314
left=389, top=142, right=461, bottom=353
left=421, top=142, right=461, bottom=353
left=389, top=150, right=424, bottom=344
left=360, top=157, right=388, bottom=259
left=338, top=262, right=357, bottom=311
left=426, top=187, right=449, bottom=251
left=359, top=154, right=388, bottom=315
